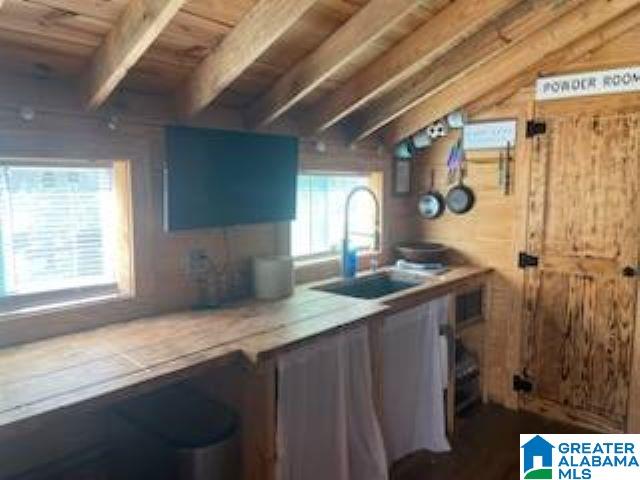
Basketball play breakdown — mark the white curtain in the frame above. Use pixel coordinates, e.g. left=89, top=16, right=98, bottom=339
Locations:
left=276, top=326, right=388, bottom=480
left=382, top=296, right=451, bottom=462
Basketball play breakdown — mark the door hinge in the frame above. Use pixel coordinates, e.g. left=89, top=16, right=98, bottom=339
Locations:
left=518, top=252, right=539, bottom=269
left=513, top=374, right=533, bottom=393
left=526, top=120, right=547, bottom=138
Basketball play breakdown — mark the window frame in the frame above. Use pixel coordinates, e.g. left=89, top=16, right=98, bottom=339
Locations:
left=0, top=157, right=135, bottom=317
left=291, top=170, right=383, bottom=262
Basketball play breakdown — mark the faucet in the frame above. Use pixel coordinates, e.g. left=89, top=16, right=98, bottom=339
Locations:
left=343, top=186, right=381, bottom=277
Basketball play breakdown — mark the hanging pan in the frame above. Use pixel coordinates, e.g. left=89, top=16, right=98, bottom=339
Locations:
left=444, top=139, right=475, bottom=215
left=418, top=169, right=445, bottom=219
left=446, top=166, right=475, bottom=214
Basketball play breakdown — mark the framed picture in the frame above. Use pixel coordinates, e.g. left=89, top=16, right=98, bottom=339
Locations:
left=393, top=157, right=412, bottom=197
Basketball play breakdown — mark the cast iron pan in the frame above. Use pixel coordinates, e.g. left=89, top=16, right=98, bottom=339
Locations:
left=446, top=168, right=475, bottom=214
left=418, top=170, right=445, bottom=219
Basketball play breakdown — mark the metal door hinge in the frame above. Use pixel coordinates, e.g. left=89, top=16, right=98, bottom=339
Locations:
left=518, top=252, right=539, bottom=269
left=526, top=120, right=547, bottom=138
left=513, top=374, right=533, bottom=393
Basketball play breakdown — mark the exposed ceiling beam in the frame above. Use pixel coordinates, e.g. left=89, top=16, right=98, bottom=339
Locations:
left=465, top=7, right=640, bottom=116
left=83, top=0, right=186, bottom=110
left=347, top=0, right=580, bottom=143
left=245, top=0, right=421, bottom=129
left=178, top=0, right=318, bottom=118
left=303, top=0, right=520, bottom=134
left=384, top=0, right=640, bottom=145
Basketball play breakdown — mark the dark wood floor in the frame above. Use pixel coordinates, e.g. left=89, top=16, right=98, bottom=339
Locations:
left=39, top=404, right=585, bottom=480
left=391, top=404, right=588, bottom=480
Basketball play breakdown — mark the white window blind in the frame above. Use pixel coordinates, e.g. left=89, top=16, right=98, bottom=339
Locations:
left=291, top=173, right=376, bottom=259
left=0, top=163, right=117, bottom=302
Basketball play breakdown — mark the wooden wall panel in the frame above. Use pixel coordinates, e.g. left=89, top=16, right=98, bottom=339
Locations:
left=0, top=71, right=408, bottom=477
left=414, top=98, right=530, bottom=408
left=414, top=27, right=640, bottom=413
left=0, top=71, right=414, bottom=348
left=0, top=63, right=417, bottom=476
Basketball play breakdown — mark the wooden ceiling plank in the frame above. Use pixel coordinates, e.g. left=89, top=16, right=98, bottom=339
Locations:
left=177, top=0, right=319, bottom=118
left=83, top=0, right=187, bottom=110
left=465, top=7, right=640, bottom=116
left=303, top=0, right=520, bottom=134
left=347, top=0, right=582, bottom=143
left=245, top=0, right=421, bottom=128
left=384, top=0, right=640, bottom=144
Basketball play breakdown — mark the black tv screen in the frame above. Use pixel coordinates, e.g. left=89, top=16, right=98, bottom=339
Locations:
left=165, top=126, right=298, bottom=230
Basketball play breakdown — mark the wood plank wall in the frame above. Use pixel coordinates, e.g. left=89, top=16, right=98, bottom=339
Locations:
left=0, top=71, right=414, bottom=478
left=0, top=72, right=414, bottom=349
left=414, top=28, right=640, bottom=409
left=413, top=102, right=529, bottom=409
left=7, top=25, right=640, bottom=479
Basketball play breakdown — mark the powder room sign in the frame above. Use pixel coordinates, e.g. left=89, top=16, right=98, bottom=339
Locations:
left=536, top=66, right=640, bottom=101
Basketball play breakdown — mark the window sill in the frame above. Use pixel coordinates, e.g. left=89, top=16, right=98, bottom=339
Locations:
left=294, top=250, right=381, bottom=267
left=294, top=251, right=382, bottom=285
left=0, top=291, right=134, bottom=323
left=294, top=254, right=340, bottom=268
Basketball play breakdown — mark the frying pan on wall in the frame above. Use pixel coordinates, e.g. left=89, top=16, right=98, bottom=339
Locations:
left=418, top=169, right=445, bottom=219
left=446, top=167, right=475, bottom=215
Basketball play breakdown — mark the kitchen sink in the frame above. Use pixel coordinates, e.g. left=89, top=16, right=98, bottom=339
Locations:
left=313, top=271, right=423, bottom=300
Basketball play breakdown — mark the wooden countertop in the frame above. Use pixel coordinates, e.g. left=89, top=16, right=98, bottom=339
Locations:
left=0, top=265, right=491, bottom=432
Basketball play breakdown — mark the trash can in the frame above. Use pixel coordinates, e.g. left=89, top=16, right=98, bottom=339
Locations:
left=109, top=384, right=241, bottom=480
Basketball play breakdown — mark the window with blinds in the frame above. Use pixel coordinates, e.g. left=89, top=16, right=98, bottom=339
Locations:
left=291, top=173, right=378, bottom=259
left=0, top=161, right=124, bottom=312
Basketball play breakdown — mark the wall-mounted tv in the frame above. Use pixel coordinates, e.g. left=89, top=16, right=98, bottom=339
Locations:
left=165, top=126, right=298, bottom=231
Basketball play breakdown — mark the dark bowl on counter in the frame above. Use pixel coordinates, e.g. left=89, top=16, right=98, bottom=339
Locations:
left=395, top=242, right=449, bottom=264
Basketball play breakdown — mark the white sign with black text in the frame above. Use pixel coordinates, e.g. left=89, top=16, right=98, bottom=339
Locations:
left=463, top=120, right=517, bottom=150
left=536, top=66, right=640, bottom=101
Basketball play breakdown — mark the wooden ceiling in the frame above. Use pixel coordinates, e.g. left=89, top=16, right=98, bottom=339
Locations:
left=1, top=0, right=640, bottom=145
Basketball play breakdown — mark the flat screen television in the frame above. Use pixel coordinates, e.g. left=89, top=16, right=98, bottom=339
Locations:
left=164, top=126, right=298, bottom=230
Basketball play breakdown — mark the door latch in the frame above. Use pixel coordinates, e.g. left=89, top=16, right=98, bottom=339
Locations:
left=518, top=252, right=539, bottom=269
left=513, top=374, right=533, bottom=393
left=526, top=120, right=547, bottom=138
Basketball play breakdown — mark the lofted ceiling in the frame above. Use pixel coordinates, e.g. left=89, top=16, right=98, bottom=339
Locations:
left=0, top=0, right=639, bottom=145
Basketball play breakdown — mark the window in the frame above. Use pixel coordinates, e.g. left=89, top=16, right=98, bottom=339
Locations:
left=0, top=160, right=132, bottom=313
left=292, top=173, right=380, bottom=259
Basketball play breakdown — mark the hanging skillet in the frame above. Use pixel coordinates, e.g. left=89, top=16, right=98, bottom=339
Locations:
left=446, top=142, right=475, bottom=215
left=418, top=169, right=444, bottom=219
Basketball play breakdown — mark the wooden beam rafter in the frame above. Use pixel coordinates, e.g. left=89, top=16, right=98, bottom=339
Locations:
left=466, top=7, right=640, bottom=116
left=303, top=0, right=520, bottom=134
left=384, top=0, right=640, bottom=144
left=83, top=0, right=186, bottom=110
left=178, top=0, right=318, bottom=119
left=347, top=0, right=580, bottom=143
left=245, top=0, right=421, bottom=129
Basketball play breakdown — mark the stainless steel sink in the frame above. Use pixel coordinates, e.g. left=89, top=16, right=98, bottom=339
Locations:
left=313, top=271, right=423, bottom=300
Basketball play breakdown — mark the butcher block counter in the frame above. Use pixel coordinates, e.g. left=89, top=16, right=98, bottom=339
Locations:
left=0, top=265, right=491, bottom=435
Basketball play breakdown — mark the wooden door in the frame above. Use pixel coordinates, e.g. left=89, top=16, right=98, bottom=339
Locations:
left=521, top=97, right=640, bottom=432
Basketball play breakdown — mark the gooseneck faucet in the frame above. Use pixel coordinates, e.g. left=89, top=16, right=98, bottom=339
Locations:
left=343, top=186, right=381, bottom=277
